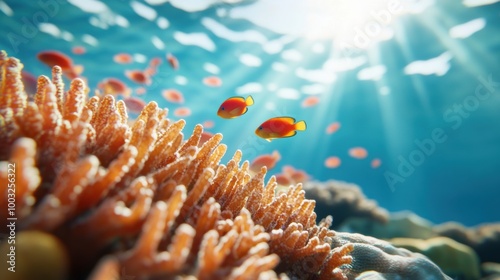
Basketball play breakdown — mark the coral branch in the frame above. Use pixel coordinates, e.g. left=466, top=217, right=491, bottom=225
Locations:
left=119, top=186, right=193, bottom=277
left=22, top=155, right=100, bottom=231
left=0, top=138, right=40, bottom=221
left=63, top=78, right=86, bottom=123
left=177, top=167, right=215, bottom=224
left=71, top=176, right=154, bottom=242
left=51, top=65, right=64, bottom=113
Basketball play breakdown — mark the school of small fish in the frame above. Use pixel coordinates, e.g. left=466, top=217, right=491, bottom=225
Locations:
left=26, top=0, right=426, bottom=179
left=35, top=47, right=379, bottom=174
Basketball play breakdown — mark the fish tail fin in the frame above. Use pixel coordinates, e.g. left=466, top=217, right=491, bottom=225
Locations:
left=295, top=120, right=307, bottom=131
left=246, top=95, right=254, bottom=106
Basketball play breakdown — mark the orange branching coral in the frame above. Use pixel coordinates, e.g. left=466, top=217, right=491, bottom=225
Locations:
left=118, top=187, right=194, bottom=277
left=270, top=216, right=353, bottom=280
left=0, top=138, right=39, bottom=220
left=0, top=51, right=353, bottom=279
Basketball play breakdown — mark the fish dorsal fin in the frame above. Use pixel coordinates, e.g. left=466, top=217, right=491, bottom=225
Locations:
left=294, top=120, right=307, bottom=131
left=227, top=96, right=243, bottom=102
left=246, top=95, right=254, bottom=106
left=275, top=117, right=296, bottom=124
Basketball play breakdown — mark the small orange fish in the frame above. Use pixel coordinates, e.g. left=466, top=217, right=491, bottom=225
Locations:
left=326, top=121, right=341, bottom=134
left=162, top=89, right=184, bottom=103
left=123, top=97, right=146, bottom=114
left=199, top=131, right=213, bottom=147
left=217, top=95, right=254, bottom=119
left=203, top=76, right=222, bottom=87
left=37, top=50, right=83, bottom=79
left=325, top=156, right=341, bottom=168
left=301, top=96, right=320, bottom=108
left=114, top=53, right=133, bottom=64
left=149, top=57, right=162, bottom=68
left=349, top=147, right=368, bottom=159
left=282, top=165, right=310, bottom=183
left=37, top=50, right=73, bottom=69
left=202, top=120, right=214, bottom=129
left=174, top=107, right=191, bottom=117
left=97, top=78, right=130, bottom=97
left=290, top=169, right=310, bottom=183
left=167, top=53, right=179, bottom=70
left=125, top=70, right=151, bottom=85
left=371, top=158, right=381, bottom=168
left=72, top=46, right=86, bottom=55
left=249, top=150, right=281, bottom=173
left=275, top=174, right=292, bottom=186
left=144, top=57, right=162, bottom=76
left=255, top=117, right=306, bottom=142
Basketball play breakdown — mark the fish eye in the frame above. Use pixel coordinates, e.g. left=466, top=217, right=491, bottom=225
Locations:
left=221, top=107, right=225, bottom=110
left=258, top=126, right=262, bottom=130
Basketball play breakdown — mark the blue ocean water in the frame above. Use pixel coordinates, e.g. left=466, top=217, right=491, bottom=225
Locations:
left=1, top=0, right=499, bottom=227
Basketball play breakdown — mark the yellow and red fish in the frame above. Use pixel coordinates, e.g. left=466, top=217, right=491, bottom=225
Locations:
left=255, top=117, right=306, bottom=142
left=217, top=95, right=254, bottom=119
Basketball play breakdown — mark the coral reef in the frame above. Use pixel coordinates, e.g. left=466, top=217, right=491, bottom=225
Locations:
left=303, top=180, right=388, bottom=229
left=0, top=51, right=354, bottom=279
left=0, top=51, right=453, bottom=279
left=331, top=232, right=452, bottom=280
left=341, top=210, right=500, bottom=279
left=434, top=222, right=500, bottom=264
left=339, top=211, right=434, bottom=239
left=390, top=237, right=481, bottom=280
left=481, top=262, right=500, bottom=279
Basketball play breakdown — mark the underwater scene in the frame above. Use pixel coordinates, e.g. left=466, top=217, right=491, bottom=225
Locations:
left=1, top=0, right=500, bottom=279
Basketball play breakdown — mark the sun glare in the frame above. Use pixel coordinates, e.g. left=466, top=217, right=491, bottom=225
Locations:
left=305, top=0, right=405, bottom=46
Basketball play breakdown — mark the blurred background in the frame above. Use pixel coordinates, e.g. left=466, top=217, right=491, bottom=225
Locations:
left=0, top=0, right=499, bottom=226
